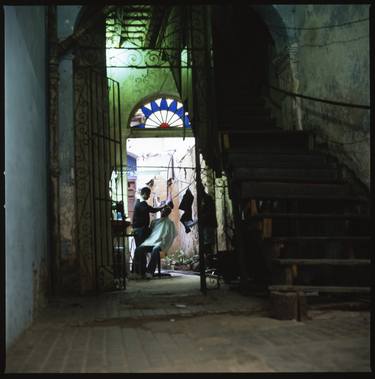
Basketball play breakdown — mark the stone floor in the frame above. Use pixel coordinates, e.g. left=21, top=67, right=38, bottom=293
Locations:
left=5, top=272, right=372, bottom=373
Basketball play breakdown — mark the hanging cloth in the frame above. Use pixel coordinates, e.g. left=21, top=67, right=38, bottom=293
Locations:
left=179, top=188, right=194, bottom=233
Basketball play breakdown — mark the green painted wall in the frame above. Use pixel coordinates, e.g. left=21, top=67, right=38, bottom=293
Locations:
left=107, top=64, right=179, bottom=136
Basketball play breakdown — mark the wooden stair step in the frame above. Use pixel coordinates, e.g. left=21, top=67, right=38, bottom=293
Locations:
left=216, top=83, right=264, bottom=93
left=268, top=236, right=370, bottom=242
left=268, top=285, right=370, bottom=294
left=246, top=213, right=369, bottom=220
left=220, top=129, right=309, bottom=135
left=239, top=181, right=353, bottom=199
left=221, top=129, right=309, bottom=138
left=218, top=96, right=266, bottom=107
left=221, top=130, right=313, bottom=151
left=231, top=167, right=339, bottom=183
left=220, top=127, right=312, bottom=137
left=219, top=105, right=271, bottom=115
left=219, top=113, right=274, bottom=121
left=219, top=104, right=267, bottom=112
left=272, top=258, right=370, bottom=266
left=226, top=143, right=310, bottom=153
left=219, top=121, right=276, bottom=130
left=225, top=151, right=332, bottom=168
left=220, top=127, right=292, bottom=134
left=219, top=118, right=276, bottom=128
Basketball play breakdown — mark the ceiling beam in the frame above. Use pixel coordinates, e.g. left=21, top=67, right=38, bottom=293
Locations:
left=145, top=6, right=171, bottom=48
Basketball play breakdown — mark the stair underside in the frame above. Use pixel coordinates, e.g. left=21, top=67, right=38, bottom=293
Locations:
left=231, top=167, right=340, bottom=183
left=245, top=213, right=369, bottom=220
left=268, top=236, right=370, bottom=241
left=268, top=285, right=370, bottom=294
left=225, top=151, right=333, bottom=168
left=239, top=181, right=364, bottom=200
left=272, top=258, right=370, bottom=266
left=220, top=104, right=370, bottom=296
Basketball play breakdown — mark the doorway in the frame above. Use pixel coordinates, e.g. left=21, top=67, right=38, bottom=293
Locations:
left=126, top=137, right=199, bottom=280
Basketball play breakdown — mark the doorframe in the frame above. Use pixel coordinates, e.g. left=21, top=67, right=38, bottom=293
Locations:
left=1, top=5, right=5, bottom=372
left=125, top=130, right=207, bottom=293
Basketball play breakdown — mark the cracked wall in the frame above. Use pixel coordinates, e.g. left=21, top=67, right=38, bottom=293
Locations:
left=269, top=5, right=370, bottom=188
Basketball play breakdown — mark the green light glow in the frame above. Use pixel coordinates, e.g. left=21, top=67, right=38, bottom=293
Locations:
left=106, top=41, right=138, bottom=67
left=105, top=14, right=180, bottom=133
left=181, top=48, right=188, bottom=66
left=106, top=18, right=121, bottom=48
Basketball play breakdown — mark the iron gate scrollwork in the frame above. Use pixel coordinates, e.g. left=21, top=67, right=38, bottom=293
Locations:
left=75, top=66, right=127, bottom=292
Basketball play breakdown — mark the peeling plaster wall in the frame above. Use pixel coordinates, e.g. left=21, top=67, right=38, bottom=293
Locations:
left=5, top=6, right=48, bottom=349
left=292, top=5, right=370, bottom=188
left=263, top=5, right=370, bottom=188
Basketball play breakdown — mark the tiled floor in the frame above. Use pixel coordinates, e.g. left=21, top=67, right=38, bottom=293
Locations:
left=5, top=272, right=372, bottom=373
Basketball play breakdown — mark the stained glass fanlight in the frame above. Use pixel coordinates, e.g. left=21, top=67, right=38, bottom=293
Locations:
left=131, top=97, right=191, bottom=129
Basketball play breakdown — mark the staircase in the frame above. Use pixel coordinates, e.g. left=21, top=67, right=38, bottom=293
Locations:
left=218, top=97, right=371, bottom=302
left=210, top=3, right=370, bottom=306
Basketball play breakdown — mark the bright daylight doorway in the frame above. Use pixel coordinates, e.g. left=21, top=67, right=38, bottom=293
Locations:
left=126, top=137, right=200, bottom=280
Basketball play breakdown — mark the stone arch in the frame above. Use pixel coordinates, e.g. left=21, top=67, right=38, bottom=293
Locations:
left=210, top=3, right=295, bottom=132
left=249, top=5, right=300, bottom=130
left=250, top=5, right=290, bottom=53
left=66, top=3, right=298, bottom=293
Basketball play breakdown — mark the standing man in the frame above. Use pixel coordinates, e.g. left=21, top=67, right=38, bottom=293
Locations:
left=132, top=186, right=165, bottom=247
left=133, top=206, right=176, bottom=278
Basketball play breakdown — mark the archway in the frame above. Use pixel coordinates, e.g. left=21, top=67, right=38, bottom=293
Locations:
left=122, top=95, right=202, bottom=290
left=62, top=3, right=292, bottom=294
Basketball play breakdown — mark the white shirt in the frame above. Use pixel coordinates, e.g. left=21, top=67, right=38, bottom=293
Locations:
left=140, top=217, right=177, bottom=252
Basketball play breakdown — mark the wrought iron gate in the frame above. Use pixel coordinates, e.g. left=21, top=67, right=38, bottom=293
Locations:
left=78, top=67, right=128, bottom=291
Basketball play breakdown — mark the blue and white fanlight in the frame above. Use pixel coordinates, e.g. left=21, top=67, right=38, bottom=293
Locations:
left=133, top=97, right=191, bottom=129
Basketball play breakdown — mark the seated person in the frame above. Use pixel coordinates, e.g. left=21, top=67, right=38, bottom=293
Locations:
left=133, top=206, right=176, bottom=278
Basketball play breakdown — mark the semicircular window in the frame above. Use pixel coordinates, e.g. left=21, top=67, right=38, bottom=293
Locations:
left=130, top=97, right=191, bottom=129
